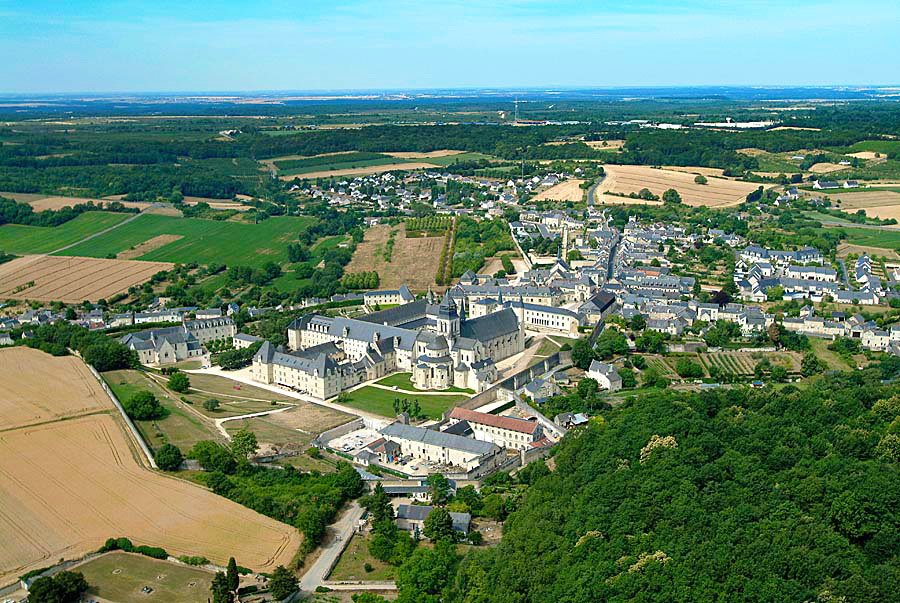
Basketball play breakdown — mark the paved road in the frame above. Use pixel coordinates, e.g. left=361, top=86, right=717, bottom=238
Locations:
left=585, top=174, right=606, bottom=207
left=837, top=259, right=851, bottom=287
left=298, top=501, right=365, bottom=594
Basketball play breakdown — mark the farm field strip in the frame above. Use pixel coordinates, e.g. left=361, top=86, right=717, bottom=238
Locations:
left=531, top=179, right=585, bottom=201
left=345, top=223, right=444, bottom=291
left=52, top=214, right=315, bottom=267
left=278, top=162, right=441, bottom=180
left=599, top=165, right=765, bottom=207
left=0, top=348, right=301, bottom=585
left=0, top=211, right=132, bottom=254
left=0, top=255, right=172, bottom=303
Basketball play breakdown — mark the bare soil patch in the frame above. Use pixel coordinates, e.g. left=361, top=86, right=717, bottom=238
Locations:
left=0, top=255, right=172, bottom=303
left=267, top=402, right=353, bottom=435
left=279, top=162, right=440, bottom=180
left=0, top=349, right=301, bottom=585
left=345, top=223, right=444, bottom=291
left=847, top=151, right=882, bottom=160
left=2, top=192, right=151, bottom=212
left=116, top=234, right=184, bottom=259
left=531, top=179, right=585, bottom=201
left=769, top=126, right=822, bottom=131
left=808, top=162, right=850, bottom=174
left=841, top=203, right=900, bottom=222
left=597, top=165, right=765, bottom=207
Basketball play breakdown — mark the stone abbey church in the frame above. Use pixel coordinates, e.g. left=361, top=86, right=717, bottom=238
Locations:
left=251, top=291, right=525, bottom=399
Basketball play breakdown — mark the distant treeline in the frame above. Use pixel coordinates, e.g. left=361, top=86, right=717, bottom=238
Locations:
left=0, top=196, right=138, bottom=227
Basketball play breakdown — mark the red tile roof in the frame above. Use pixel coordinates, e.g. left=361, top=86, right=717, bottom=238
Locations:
left=449, top=407, right=539, bottom=435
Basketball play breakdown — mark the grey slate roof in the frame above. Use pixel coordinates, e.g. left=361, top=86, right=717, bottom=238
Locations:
left=460, top=308, right=519, bottom=341
left=380, top=422, right=498, bottom=456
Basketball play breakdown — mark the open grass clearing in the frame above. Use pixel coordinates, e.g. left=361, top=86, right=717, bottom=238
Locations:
left=340, top=386, right=467, bottom=420
left=809, top=338, right=852, bottom=371
left=75, top=551, right=214, bottom=603
left=328, top=533, right=396, bottom=582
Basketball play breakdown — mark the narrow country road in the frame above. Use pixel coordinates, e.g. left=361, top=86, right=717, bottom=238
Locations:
left=298, top=501, right=365, bottom=594
left=49, top=207, right=150, bottom=255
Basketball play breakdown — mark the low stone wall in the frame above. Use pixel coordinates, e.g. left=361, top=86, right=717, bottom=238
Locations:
left=314, top=417, right=366, bottom=447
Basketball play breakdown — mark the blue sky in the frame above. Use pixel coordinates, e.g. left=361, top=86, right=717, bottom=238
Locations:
left=1, top=0, right=898, bottom=93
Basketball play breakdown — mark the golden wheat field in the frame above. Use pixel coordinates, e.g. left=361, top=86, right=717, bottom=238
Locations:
left=0, top=348, right=302, bottom=585
left=597, top=165, right=766, bottom=207
left=0, top=255, right=173, bottom=303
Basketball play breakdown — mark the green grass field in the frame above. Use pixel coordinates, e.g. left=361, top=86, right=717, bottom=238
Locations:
left=76, top=551, right=214, bottom=603
left=340, top=386, right=467, bottom=419
left=0, top=211, right=132, bottom=254
left=376, top=372, right=474, bottom=394
left=842, top=227, right=900, bottom=250
left=103, top=369, right=222, bottom=451
left=422, top=152, right=498, bottom=166
left=55, top=214, right=316, bottom=266
left=328, top=533, right=397, bottom=581
left=843, top=140, right=900, bottom=155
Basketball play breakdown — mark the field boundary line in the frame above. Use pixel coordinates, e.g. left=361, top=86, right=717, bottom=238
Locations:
left=48, top=209, right=146, bottom=255
left=88, top=364, right=157, bottom=468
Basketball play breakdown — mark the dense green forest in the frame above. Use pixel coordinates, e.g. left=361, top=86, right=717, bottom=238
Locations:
left=440, top=371, right=900, bottom=603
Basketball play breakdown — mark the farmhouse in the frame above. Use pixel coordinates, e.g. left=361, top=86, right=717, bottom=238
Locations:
left=447, top=407, right=542, bottom=451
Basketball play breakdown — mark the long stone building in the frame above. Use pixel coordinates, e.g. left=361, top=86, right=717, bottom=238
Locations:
left=251, top=291, right=525, bottom=398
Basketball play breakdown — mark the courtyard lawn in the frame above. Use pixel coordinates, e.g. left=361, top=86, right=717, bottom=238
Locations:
left=0, top=211, right=132, bottom=254
left=375, top=372, right=474, bottom=394
left=75, top=551, right=215, bottom=603
left=54, top=213, right=316, bottom=267
left=340, top=386, right=468, bottom=419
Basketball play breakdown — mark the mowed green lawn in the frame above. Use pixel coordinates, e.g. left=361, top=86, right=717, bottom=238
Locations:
left=55, top=214, right=316, bottom=266
left=842, top=227, right=900, bottom=249
left=340, top=385, right=468, bottom=419
left=0, top=211, right=131, bottom=254
left=76, top=551, right=214, bottom=603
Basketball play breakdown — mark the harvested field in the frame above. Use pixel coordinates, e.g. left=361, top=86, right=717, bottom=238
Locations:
left=0, top=254, right=172, bottom=303
left=0, top=349, right=301, bottom=585
left=847, top=151, right=882, bottom=160
left=808, top=162, right=849, bottom=174
left=829, top=190, right=900, bottom=209
left=661, top=166, right=727, bottom=178
left=117, top=234, right=184, bottom=259
left=384, top=150, right=465, bottom=159
left=532, top=179, right=585, bottom=201
left=844, top=204, right=900, bottom=222
left=181, top=196, right=253, bottom=211
left=769, top=126, right=821, bottom=131
left=0, top=347, right=111, bottom=430
left=0, top=254, right=171, bottom=303
left=594, top=193, right=662, bottom=206
left=279, top=162, right=439, bottom=180
left=837, top=243, right=900, bottom=260
left=597, top=165, right=765, bottom=207
left=345, top=223, right=444, bottom=291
